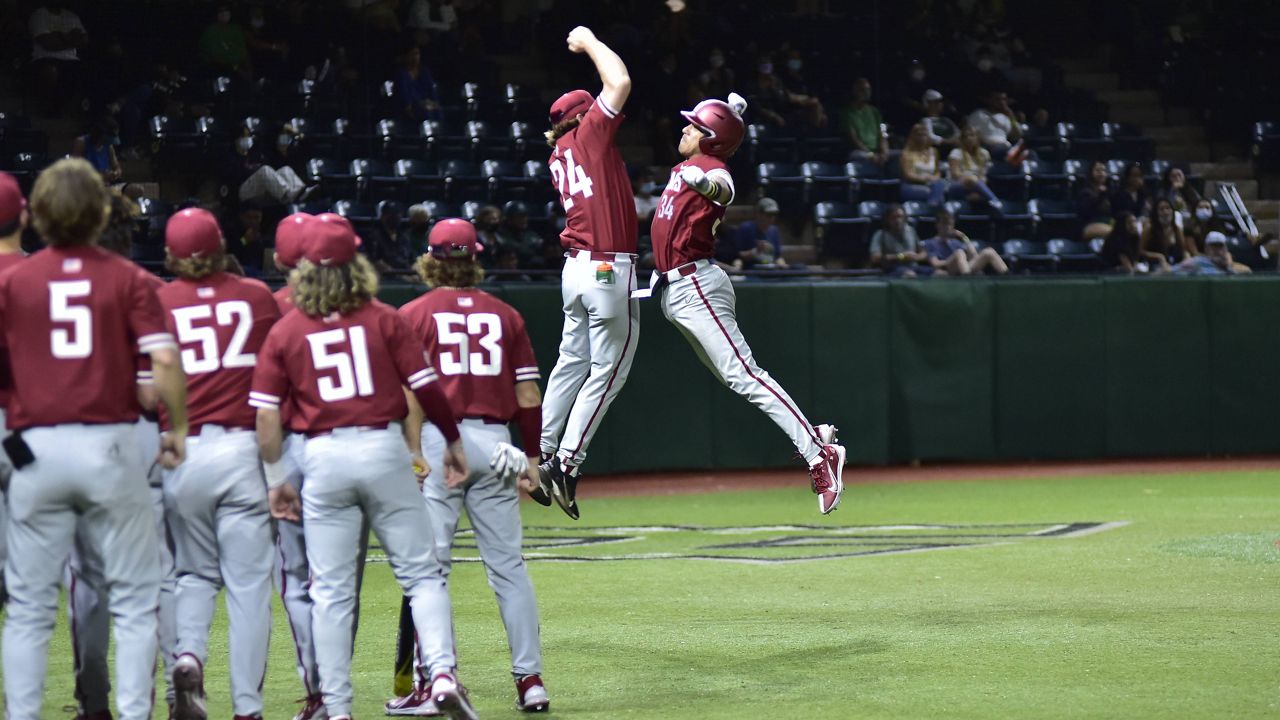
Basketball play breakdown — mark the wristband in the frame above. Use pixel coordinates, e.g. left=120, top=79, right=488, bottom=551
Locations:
left=515, top=405, right=542, bottom=454
left=263, top=458, right=289, bottom=489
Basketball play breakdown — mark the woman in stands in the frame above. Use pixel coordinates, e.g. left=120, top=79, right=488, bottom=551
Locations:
left=1110, top=161, right=1151, bottom=224
left=946, top=125, right=1003, bottom=210
left=1142, top=197, right=1192, bottom=263
left=900, top=122, right=961, bottom=206
left=1076, top=160, right=1113, bottom=243
left=1159, top=166, right=1201, bottom=217
left=1102, top=211, right=1168, bottom=274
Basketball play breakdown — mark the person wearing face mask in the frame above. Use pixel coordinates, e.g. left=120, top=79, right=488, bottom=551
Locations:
left=779, top=48, right=811, bottom=95
left=233, top=126, right=310, bottom=208
left=198, top=5, right=252, bottom=80
left=632, top=167, right=660, bottom=222
left=698, top=47, right=735, bottom=102
left=244, top=5, right=289, bottom=84
left=473, top=204, right=503, bottom=267
left=748, top=53, right=826, bottom=130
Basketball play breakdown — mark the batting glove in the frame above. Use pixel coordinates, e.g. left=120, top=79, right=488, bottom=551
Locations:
left=490, top=442, right=528, bottom=482
left=679, top=165, right=711, bottom=193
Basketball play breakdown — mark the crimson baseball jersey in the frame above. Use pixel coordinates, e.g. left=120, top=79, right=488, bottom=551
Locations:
left=273, top=285, right=294, bottom=315
left=550, top=96, right=637, bottom=254
left=157, top=272, right=281, bottom=431
left=134, top=271, right=166, bottom=388
left=250, top=300, right=439, bottom=434
left=399, top=287, right=539, bottom=422
left=0, top=245, right=175, bottom=430
left=650, top=155, right=737, bottom=272
left=0, top=252, right=26, bottom=409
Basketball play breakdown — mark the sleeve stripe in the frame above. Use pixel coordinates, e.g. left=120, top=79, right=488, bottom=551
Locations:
left=407, top=368, right=437, bottom=384
left=138, top=333, right=178, bottom=352
left=515, top=372, right=541, bottom=381
left=248, top=397, right=279, bottom=410
left=249, top=391, right=281, bottom=403
left=596, top=95, right=619, bottom=118
left=409, top=375, right=436, bottom=390
left=707, top=168, right=736, bottom=207
left=514, top=366, right=539, bottom=373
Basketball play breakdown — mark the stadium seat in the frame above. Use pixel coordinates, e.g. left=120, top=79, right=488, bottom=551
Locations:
left=801, top=161, right=859, bottom=204
left=462, top=82, right=483, bottom=121
left=134, top=197, right=173, bottom=250
left=1020, top=122, right=1064, bottom=161
left=1253, top=121, right=1280, bottom=171
left=990, top=199, right=1034, bottom=241
left=986, top=161, right=1029, bottom=201
left=1047, top=238, right=1102, bottom=273
left=1111, top=123, right=1155, bottom=162
left=467, top=121, right=512, bottom=160
left=422, top=120, right=470, bottom=161
left=948, top=200, right=994, bottom=243
left=378, top=118, right=425, bottom=157
left=1026, top=159, right=1071, bottom=200
left=850, top=159, right=899, bottom=202
left=814, top=201, right=872, bottom=265
left=7, top=153, right=47, bottom=194
left=440, top=159, right=487, bottom=202
left=307, top=157, right=357, bottom=198
left=1058, top=122, right=1113, bottom=161
left=418, top=200, right=458, bottom=220
left=460, top=201, right=483, bottom=220
left=1029, top=198, right=1078, bottom=241
left=522, top=161, right=557, bottom=205
left=857, top=200, right=886, bottom=221
left=798, top=128, right=848, bottom=164
left=509, top=122, right=544, bottom=162
left=756, top=163, right=805, bottom=215
left=1001, top=238, right=1055, bottom=273
left=902, top=200, right=938, bottom=237
left=351, top=158, right=405, bottom=200
left=504, top=83, right=539, bottom=123
left=333, top=199, right=377, bottom=223
left=747, top=124, right=797, bottom=165
left=483, top=159, right=538, bottom=204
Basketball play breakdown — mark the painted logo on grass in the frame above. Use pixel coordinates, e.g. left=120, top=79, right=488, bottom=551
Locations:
left=369, top=522, right=1127, bottom=565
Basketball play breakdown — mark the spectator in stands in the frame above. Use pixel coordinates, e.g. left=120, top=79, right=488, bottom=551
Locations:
left=394, top=43, right=443, bottom=122
left=1172, top=231, right=1251, bottom=275
left=530, top=236, right=565, bottom=276
left=1110, top=161, right=1151, bottom=223
left=95, top=190, right=140, bottom=259
left=406, top=204, right=431, bottom=257
left=1184, top=198, right=1216, bottom=253
left=922, top=208, right=1009, bottom=275
left=966, top=89, right=1023, bottom=156
left=264, top=122, right=310, bottom=182
left=921, top=89, right=960, bottom=149
left=72, top=119, right=123, bottom=184
left=223, top=203, right=267, bottom=275
left=367, top=200, right=414, bottom=275
left=893, top=59, right=932, bottom=127
left=870, top=204, right=934, bottom=277
left=29, top=1, right=87, bottom=113
left=736, top=198, right=788, bottom=270
left=1143, top=198, right=1191, bottom=264
left=900, top=123, right=961, bottom=206
left=1077, top=161, right=1114, bottom=242
left=245, top=5, right=291, bottom=85
left=473, top=204, right=502, bottom=267
left=498, top=201, right=544, bottom=267
left=198, top=5, right=252, bottom=81
left=488, top=246, right=532, bottom=282
left=840, top=78, right=888, bottom=164
left=632, top=168, right=659, bottom=223
left=697, top=47, right=736, bottom=103
left=947, top=126, right=1003, bottom=210
left=778, top=48, right=814, bottom=97
left=747, top=54, right=826, bottom=130
left=1102, top=212, right=1168, bottom=274
left=1159, top=166, right=1201, bottom=216
left=406, top=0, right=459, bottom=50
left=233, top=132, right=309, bottom=207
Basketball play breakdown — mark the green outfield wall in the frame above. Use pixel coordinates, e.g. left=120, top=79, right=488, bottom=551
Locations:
left=378, top=276, right=1280, bottom=470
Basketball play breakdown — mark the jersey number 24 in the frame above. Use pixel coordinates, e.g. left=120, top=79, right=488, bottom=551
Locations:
left=549, top=149, right=594, bottom=210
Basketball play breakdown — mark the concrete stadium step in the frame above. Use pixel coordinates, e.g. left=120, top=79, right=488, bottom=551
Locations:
left=1204, top=178, right=1258, bottom=200
left=1191, top=161, right=1253, bottom=179
left=1096, top=89, right=1161, bottom=107
left=1065, top=71, right=1120, bottom=92
left=1158, top=143, right=1212, bottom=163
left=782, top=244, right=817, bottom=265
left=1109, top=103, right=1166, bottom=128
left=1146, top=125, right=1206, bottom=144
left=1248, top=199, right=1280, bottom=220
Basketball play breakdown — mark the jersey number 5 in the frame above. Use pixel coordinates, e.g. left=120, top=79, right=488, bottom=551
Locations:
left=549, top=148, right=594, bottom=210
left=434, top=312, right=503, bottom=377
left=49, top=280, right=92, bottom=359
left=171, top=301, right=256, bottom=375
left=307, top=326, right=375, bottom=402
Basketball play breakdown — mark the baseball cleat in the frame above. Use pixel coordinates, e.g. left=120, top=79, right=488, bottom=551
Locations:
left=385, top=689, right=444, bottom=716
left=516, top=674, right=550, bottom=712
left=540, top=459, right=580, bottom=520
left=171, top=654, right=207, bottom=720
left=809, top=443, right=847, bottom=514
left=430, top=673, right=479, bottom=720
left=292, top=695, right=328, bottom=720
left=526, top=461, right=553, bottom=507
left=816, top=423, right=839, bottom=446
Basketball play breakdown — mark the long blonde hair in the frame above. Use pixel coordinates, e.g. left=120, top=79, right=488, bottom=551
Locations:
left=416, top=254, right=484, bottom=288
left=165, top=250, right=227, bottom=280
left=544, top=117, right=582, bottom=147
left=290, top=254, right=380, bottom=316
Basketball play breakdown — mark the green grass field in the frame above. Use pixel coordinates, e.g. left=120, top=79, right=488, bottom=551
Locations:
left=19, top=468, right=1280, bottom=719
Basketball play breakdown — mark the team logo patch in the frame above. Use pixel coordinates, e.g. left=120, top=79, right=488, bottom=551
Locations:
left=197, top=287, right=215, bottom=298
left=457, top=297, right=474, bottom=307
left=366, top=522, right=1127, bottom=565
left=62, top=258, right=82, bottom=273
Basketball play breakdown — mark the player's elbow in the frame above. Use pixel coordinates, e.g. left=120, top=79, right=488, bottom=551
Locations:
left=515, top=380, right=543, bottom=408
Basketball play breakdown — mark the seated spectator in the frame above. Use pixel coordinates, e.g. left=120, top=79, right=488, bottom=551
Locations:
left=1183, top=198, right=1215, bottom=253
left=1102, top=212, right=1168, bottom=274
left=840, top=78, right=888, bottom=164
left=264, top=122, right=311, bottom=183
left=395, top=43, right=442, bottom=122
left=530, top=236, right=565, bottom=276
left=736, top=198, right=788, bottom=269
left=697, top=47, right=735, bottom=102
left=966, top=89, right=1023, bottom=156
left=921, top=89, right=960, bottom=149
left=900, top=123, right=965, bottom=206
left=244, top=5, right=290, bottom=84
left=95, top=190, right=140, bottom=258
left=488, top=246, right=532, bottom=282
left=1077, top=160, right=1114, bottom=242
left=632, top=167, right=659, bottom=223
left=1143, top=198, right=1191, bottom=263
left=223, top=203, right=266, bottom=276
left=72, top=119, right=123, bottom=184
left=921, top=208, right=1009, bottom=275
left=946, top=126, right=1003, bottom=209
left=233, top=133, right=309, bottom=207
left=870, top=204, right=935, bottom=277
left=1173, top=231, right=1250, bottom=275
left=747, top=54, right=826, bottom=130
left=1110, top=161, right=1151, bottom=224
left=406, top=204, right=431, bottom=257
left=498, top=201, right=544, bottom=266
left=892, top=59, right=932, bottom=128
left=473, top=204, right=501, bottom=267
left=1159, top=166, right=1202, bottom=216
left=367, top=200, right=414, bottom=275
left=29, top=1, right=87, bottom=113
left=198, top=5, right=252, bottom=80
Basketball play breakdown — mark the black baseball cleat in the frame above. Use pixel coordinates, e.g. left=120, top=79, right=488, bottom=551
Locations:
left=526, top=462, right=553, bottom=507
left=540, top=459, right=580, bottom=520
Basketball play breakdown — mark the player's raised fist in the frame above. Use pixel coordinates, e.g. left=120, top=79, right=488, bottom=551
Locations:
left=567, top=26, right=597, bottom=53
left=679, top=165, right=709, bottom=191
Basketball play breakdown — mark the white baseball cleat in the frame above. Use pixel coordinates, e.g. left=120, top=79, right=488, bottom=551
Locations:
left=431, top=672, right=479, bottom=720
left=809, top=442, right=847, bottom=514
left=171, top=654, right=208, bottom=720
left=516, top=674, right=550, bottom=712
left=816, top=423, right=839, bottom=446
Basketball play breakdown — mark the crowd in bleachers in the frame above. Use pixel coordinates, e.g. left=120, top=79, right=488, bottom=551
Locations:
left=0, top=0, right=1275, bottom=280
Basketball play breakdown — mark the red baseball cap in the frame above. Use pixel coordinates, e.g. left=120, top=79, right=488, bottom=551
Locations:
left=549, top=89, right=593, bottom=124
left=0, top=172, right=27, bottom=227
left=164, top=208, right=223, bottom=259
left=314, top=212, right=363, bottom=247
left=303, top=214, right=359, bottom=266
left=275, top=212, right=313, bottom=269
left=428, top=218, right=483, bottom=259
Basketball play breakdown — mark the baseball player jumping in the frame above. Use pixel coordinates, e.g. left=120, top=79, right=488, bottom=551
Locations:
left=647, top=94, right=847, bottom=514
left=538, top=26, right=640, bottom=520
left=157, top=208, right=282, bottom=720
left=387, top=219, right=550, bottom=715
left=250, top=218, right=479, bottom=720
left=0, top=158, right=189, bottom=720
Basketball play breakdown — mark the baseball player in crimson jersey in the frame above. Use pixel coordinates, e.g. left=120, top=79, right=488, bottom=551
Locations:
left=0, top=172, right=28, bottom=609
left=537, top=25, right=640, bottom=520
left=648, top=94, right=848, bottom=514
left=251, top=219, right=479, bottom=720
left=0, top=158, right=189, bottom=720
left=156, top=208, right=281, bottom=720
left=386, top=219, right=550, bottom=715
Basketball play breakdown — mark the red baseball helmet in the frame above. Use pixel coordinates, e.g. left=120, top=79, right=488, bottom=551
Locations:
left=680, top=93, right=747, bottom=158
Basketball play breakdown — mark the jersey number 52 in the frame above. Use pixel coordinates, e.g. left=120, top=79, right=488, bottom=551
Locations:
left=549, top=149, right=594, bottom=210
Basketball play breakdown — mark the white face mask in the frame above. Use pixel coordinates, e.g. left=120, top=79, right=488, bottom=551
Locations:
left=277, top=133, right=293, bottom=149
left=236, top=136, right=253, bottom=154
left=787, top=59, right=803, bottom=71
left=911, top=68, right=925, bottom=82
left=977, top=58, right=994, bottom=72
left=1195, top=208, right=1212, bottom=221
left=640, top=181, right=656, bottom=194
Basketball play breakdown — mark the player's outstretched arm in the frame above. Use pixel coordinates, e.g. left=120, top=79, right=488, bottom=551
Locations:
left=567, top=25, right=631, bottom=113
left=150, top=346, right=187, bottom=468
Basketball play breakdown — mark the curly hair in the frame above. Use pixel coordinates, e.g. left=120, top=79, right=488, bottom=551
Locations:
left=165, top=250, right=227, bottom=280
left=97, top=190, right=140, bottom=256
left=544, top=117, right=582, bottom=147
left=416, top=254, right=484, bottom=289
left=30, top=158, right=109, bottom=247
left=290, top=254, right=380, bottom=317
